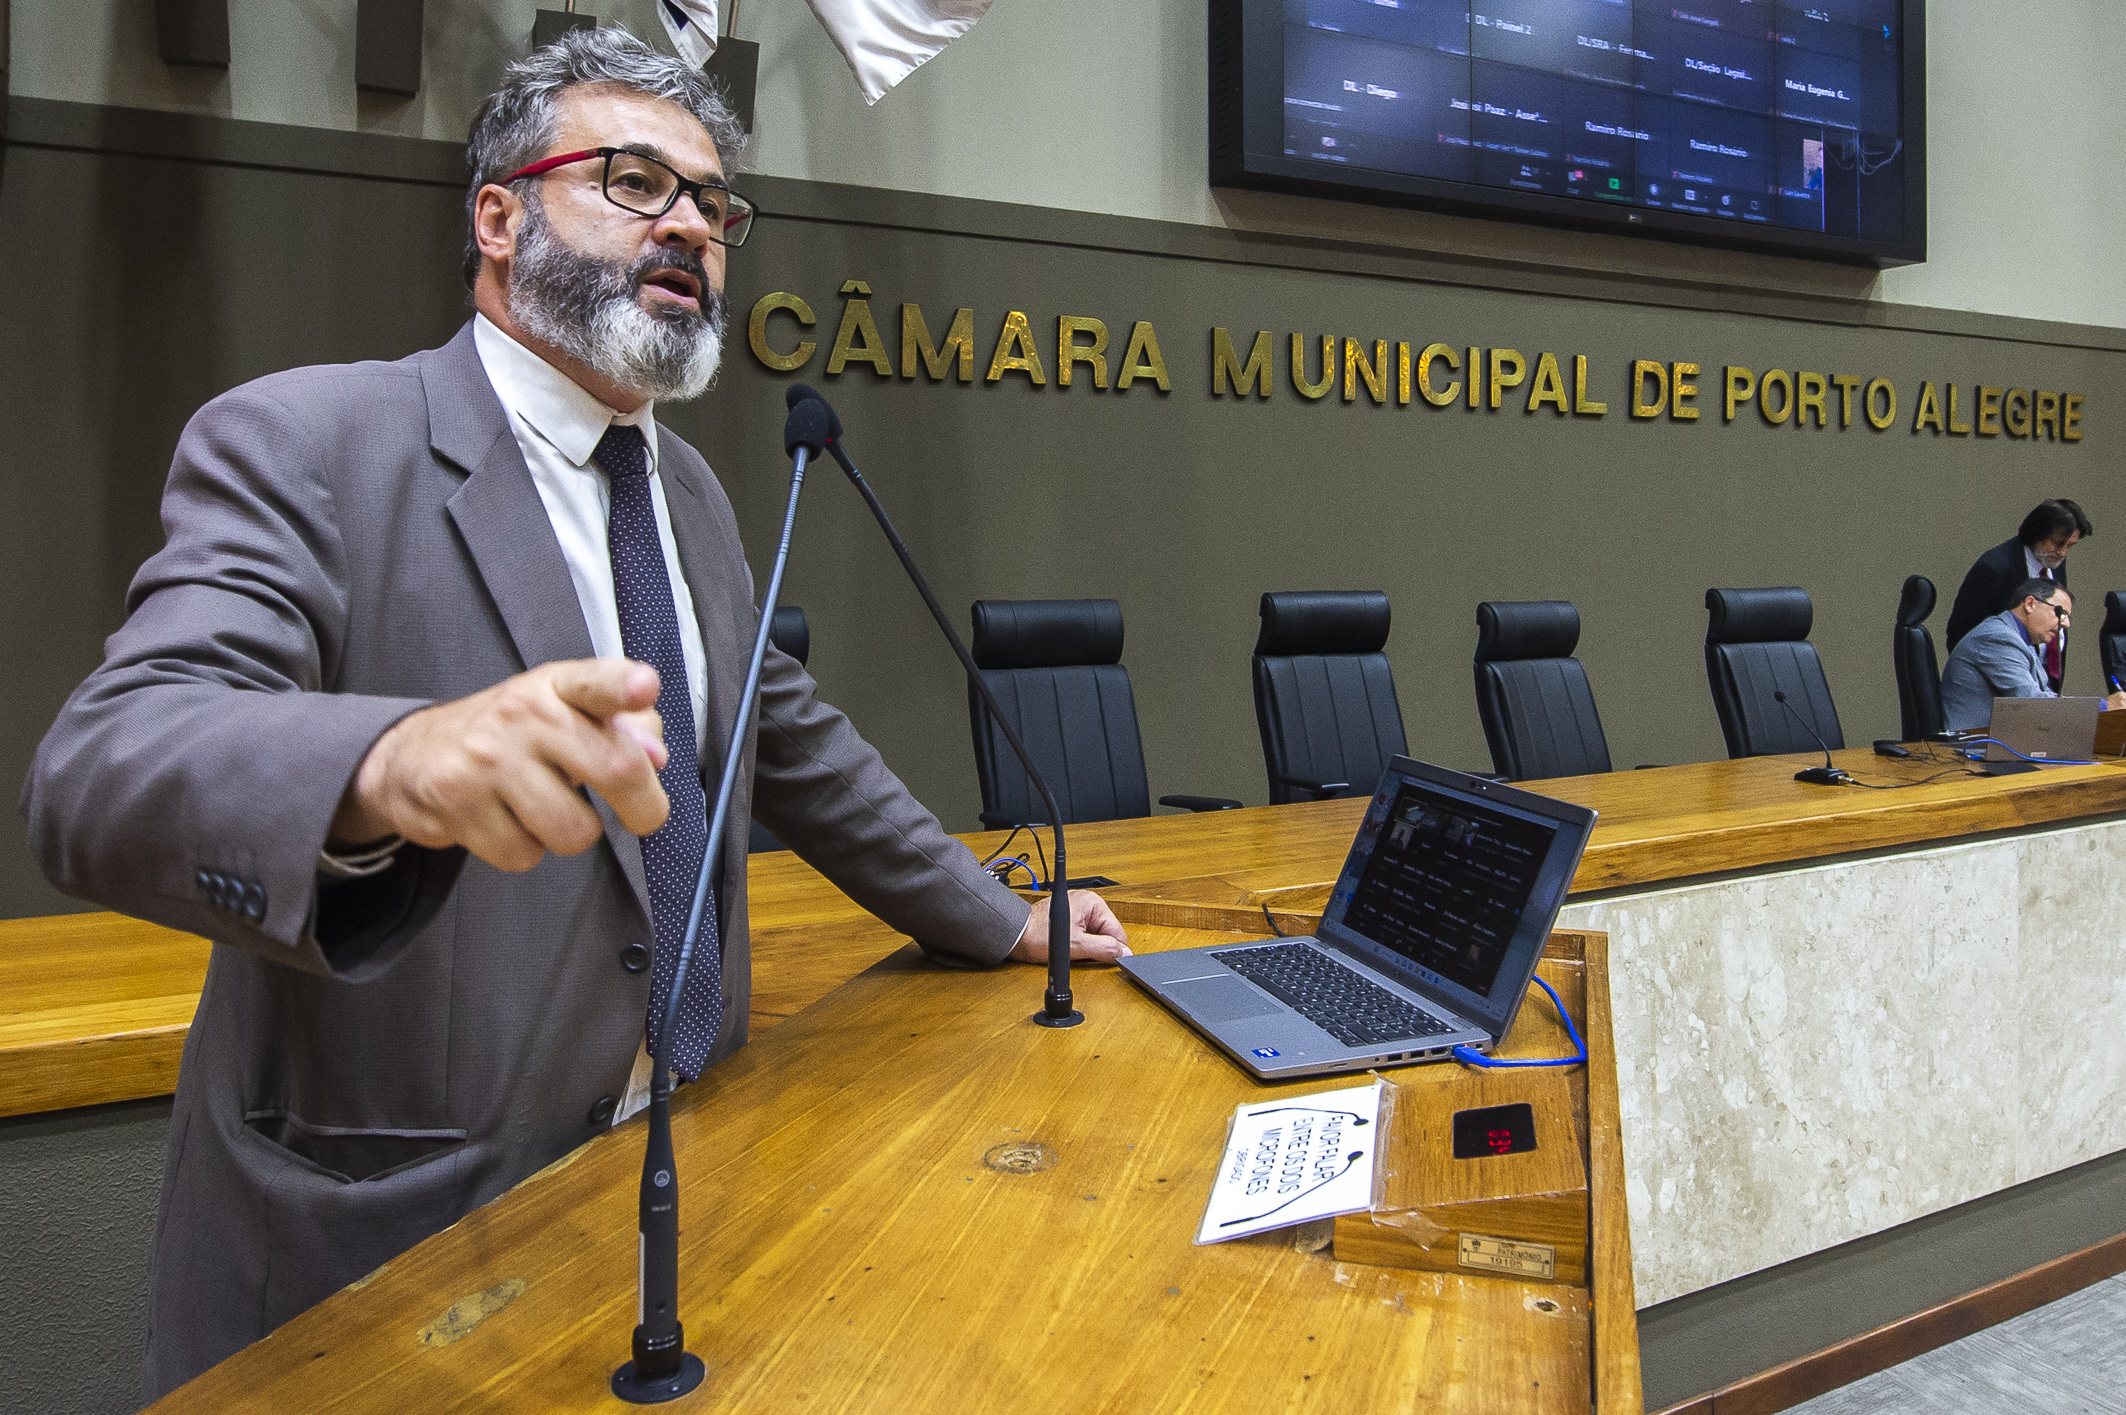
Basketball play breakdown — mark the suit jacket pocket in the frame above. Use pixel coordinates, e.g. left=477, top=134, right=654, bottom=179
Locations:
left=235, top=1111, right=480, bottom=1331
left=242, top=1109, right=468, bottom=1183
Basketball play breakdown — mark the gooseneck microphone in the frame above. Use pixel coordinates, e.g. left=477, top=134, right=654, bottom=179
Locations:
left=611, top=397, right=832, bottom=1404
left=784, top=382, right=1083, bottom=1029
left=1773, top=690, right=1852, bottom=786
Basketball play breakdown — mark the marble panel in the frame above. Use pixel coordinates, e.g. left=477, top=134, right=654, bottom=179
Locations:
left=1558, top=816, right=2126, bottom=1308
left=2011, top=821, right=2126, bottom=1179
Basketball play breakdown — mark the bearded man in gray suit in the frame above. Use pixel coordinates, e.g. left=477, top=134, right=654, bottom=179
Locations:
left=22, top=29, right=1127, bottom=1401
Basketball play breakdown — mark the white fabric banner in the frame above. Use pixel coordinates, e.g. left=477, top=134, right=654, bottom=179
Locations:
left=803, top=0, right=995, bottom=105
left=657, top=0, right=721, bottom=67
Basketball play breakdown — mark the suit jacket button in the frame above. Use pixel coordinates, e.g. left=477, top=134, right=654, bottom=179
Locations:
left=196, top=869, right=214, bottom=897
left=619, top=943, right=651, bottom=974
left=244, top=884, right=267, bottom=920
left=587, top=1095, right=618, bottom=1126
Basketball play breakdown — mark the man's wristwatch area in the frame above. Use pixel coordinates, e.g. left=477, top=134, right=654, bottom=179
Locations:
left=317, top=836, right=407, bottom=880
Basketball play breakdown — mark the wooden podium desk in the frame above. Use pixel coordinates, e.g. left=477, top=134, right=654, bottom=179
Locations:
left=147, top=925, right=1640, bottom=1415
left=9, top=748, right=2126, bottom=1121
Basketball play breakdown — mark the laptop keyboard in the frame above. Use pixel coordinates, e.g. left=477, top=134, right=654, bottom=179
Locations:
left=1212, top=944, right=1457, bottom=1048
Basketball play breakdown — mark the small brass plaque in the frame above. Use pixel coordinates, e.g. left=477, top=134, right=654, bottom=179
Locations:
left=1458, top=1233, right=1556, bottom=1280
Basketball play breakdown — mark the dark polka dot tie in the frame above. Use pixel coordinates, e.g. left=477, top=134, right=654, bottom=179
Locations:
left=595, top=423, right=720, bottom=1080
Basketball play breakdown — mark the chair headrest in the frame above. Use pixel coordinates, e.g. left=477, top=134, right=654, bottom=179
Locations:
left=2106, top=590, right=2126, bottom=638
left=767, top=604, right=810, bottom=668
left=971, top=598, right=1124, bottom=670
left=1475, top=600, right=1582, bottom=662
left=1895, top=575, right=1935, bottom=628
left=1254, top=591, right=1391, bottom=656
left=1706, top=587, right=1814, bottom=644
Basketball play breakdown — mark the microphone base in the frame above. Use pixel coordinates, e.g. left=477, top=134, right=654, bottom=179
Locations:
left=1793, top=766, right=1852, bottom=786
left=1032, top=1008, right=1085, bottom=1029
left=611, top=1353, right=706, bottom=1404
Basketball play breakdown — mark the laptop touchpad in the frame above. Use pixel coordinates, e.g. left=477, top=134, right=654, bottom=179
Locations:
left=1168, top=976, right=1283, bottom=1024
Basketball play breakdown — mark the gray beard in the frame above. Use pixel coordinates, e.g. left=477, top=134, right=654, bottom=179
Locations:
left=507, top=202, right=726, bottom=403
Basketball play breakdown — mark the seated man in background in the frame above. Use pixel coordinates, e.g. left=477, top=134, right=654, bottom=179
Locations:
left=1944, top=498, right=2091, bottom=692
left=1940, top=579, right=2126, bottom=731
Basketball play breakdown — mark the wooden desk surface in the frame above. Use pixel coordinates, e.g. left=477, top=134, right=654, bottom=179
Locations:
left=147, top=926, right=1640, bottom=1415
left=8, top=748, right=2124, bottom=1117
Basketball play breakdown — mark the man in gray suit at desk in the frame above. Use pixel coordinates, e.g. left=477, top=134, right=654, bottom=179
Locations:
left=1940, top=579, right=2126, bottom=730
left=21, top=29, right=1125, bottom=1401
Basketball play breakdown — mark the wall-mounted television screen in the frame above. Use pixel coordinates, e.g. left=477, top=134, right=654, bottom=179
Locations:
left=1209, top=0, right=1925, bottom=267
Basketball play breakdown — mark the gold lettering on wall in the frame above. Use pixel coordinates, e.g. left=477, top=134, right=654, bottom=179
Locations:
left=1212, top=328, right=1272, bottom=397
left=1116, top=322, right=1171, bottom=391
left=748, top=291, right=817, bottom=372
left=1488, top=349, right=1527, bottom=410
left=827, top=281, right=893, bottom=377
left=1795, top=371, right=1827, bottom=428
left=742, top=287, right=2088, bottom=449
left=2004, top=388, right=2031, bottom=438
left=901, top=304, right=975, bottom=382
left=1831, top=373, right=1862, bottom=428
left=1759, top=369, right=1794, bottom=426
left=1631, top=359, right=1668, bottom=418
left=1526, top=352, right=1570, bottom=414
left=1292, top=334, right=1335, bottom=400
left=1572, top=355, right=1608, bottom=416
left=1725, top=366, right=1756, bottom=421
left=2034, top=389, right=2060, bottom=440
left=1057, top=316, right=1110, bottom=389
left=1417, top=343, right=1460, bottom=406
left=1671, top=362, right=1701, bottom=420
left=1345, top=338, right=1389, bottom=404
left=1913, top=380, right=1943, bottom=432
left=986, top=311, right=1047, bottom=385
left=1865, top=378, right=1897, bottom=430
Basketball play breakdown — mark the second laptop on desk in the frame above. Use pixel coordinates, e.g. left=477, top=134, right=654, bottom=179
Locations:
left=1119, top=756, right=1595, bottom=1081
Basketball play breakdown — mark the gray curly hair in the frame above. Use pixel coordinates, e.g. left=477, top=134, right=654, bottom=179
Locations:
left=462, top=26, right=747, bottom=287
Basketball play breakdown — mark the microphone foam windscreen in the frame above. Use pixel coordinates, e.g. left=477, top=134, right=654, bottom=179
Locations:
left=783, top=398, right=832, bottom=455
left=784, top=382, right=844, bottom=440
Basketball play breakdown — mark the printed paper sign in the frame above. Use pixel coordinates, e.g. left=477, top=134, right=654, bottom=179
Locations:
left=1195, top=1080, right=1383, bottom=1244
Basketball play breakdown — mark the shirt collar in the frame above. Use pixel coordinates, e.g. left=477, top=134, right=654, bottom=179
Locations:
left=473, top=313, right=659, bottom=472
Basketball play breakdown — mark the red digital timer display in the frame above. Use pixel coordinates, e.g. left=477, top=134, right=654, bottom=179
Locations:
left=1450, top=1102, right=1538, bottom=1159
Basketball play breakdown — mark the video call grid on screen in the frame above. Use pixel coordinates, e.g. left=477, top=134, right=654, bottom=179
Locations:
left=1281, top=0, right=1903, bottom=237
left=1333, top=780, right=1559, bottom=999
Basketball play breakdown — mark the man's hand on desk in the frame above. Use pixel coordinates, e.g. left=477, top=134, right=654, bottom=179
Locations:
left=1010, top=891, right=1132, bottom=964
left=2105, top=691, right=2126, bottom=712
left=330, top=658, right=672, bottom=873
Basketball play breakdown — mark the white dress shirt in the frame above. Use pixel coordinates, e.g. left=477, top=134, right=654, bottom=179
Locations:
left=472, top=315, right=709, bottom=752
left=473, top=315, right=712, bottom=1124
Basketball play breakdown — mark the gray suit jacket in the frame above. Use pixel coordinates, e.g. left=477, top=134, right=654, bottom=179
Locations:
left=21, top=324, right=1026, bottom=1399
left=1940, top=609, right=2051, bottom=731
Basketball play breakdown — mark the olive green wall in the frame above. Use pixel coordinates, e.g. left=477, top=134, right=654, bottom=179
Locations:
left=6, top=97, right=2125, bottom=920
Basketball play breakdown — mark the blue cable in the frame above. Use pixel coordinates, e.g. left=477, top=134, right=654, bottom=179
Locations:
left=1961, top=737, right=2099, bottom=767
left=1453, top=975, right=1586, bottom=1070
left=988, top=856, right=1036, bottom=888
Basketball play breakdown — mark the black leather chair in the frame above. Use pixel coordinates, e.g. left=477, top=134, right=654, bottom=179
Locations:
left=749, top=606, right=813, bottom=853
left=1251, top=591, right=1409, bottom=804
left=2102, top=592, right=2126, bottom=691
left=969, top=599, right=1241, bottom=828
left=1473, top=601, right=1613, bottom=781
left=1892, top=576, right=1945, bottom=741
left=1704, top=587, right=1846, bottom=759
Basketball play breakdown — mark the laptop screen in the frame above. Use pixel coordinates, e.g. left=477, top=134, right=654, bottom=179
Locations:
left=1319, top=759, right=1594, bottom=1039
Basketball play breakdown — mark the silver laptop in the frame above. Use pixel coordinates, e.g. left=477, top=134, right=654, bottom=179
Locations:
left=1985, top=697, right=2101, bottom=763
left=1119, top=756, right=1596, bottom=1081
